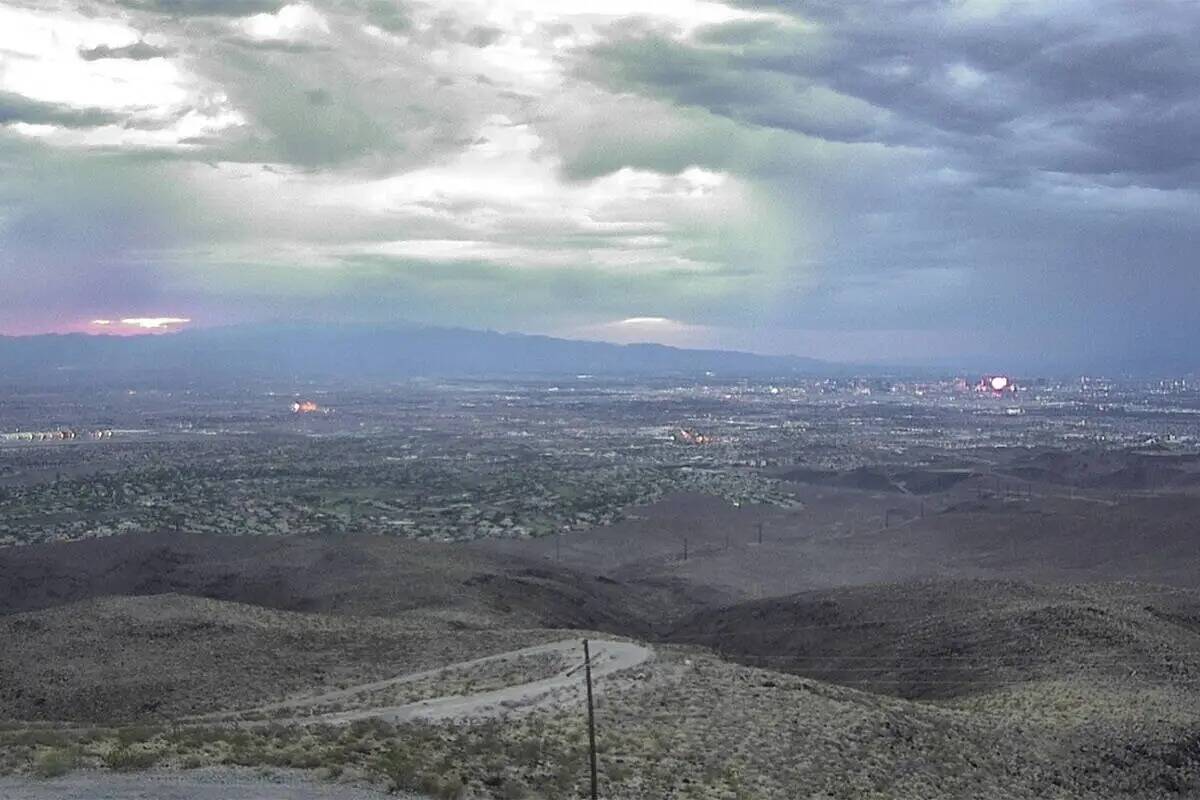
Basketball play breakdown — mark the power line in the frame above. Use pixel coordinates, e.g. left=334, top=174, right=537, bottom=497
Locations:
left=582, top=639, right=598, bottom=800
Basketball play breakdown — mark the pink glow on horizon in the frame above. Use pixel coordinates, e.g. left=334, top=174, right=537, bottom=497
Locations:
left=0, top=317, right=195, bottom=336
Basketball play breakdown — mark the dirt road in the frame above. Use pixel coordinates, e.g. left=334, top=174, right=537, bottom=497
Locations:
left=201, top=637, right=652, bottom=727
left=0, top=641, right=651, bottom=798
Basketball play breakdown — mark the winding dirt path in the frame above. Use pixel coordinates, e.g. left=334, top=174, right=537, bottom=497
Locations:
left=196, top=638, right=652, bottom=727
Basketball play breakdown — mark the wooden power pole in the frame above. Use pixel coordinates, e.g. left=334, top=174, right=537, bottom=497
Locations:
left=583, top=639, right=598, bottom=800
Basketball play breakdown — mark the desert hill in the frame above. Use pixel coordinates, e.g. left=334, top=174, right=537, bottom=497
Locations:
left=667, top=579, right=1200, bottom=700
left=0, top=531, right=703, bottom=633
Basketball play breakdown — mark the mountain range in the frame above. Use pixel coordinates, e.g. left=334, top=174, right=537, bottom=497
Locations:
left=0, top=324, right=857, bottom=385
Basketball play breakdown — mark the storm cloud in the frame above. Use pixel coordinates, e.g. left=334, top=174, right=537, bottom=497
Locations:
left=1, top=0, right=1198, bottom=369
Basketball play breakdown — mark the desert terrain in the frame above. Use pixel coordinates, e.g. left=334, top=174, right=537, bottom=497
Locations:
left=3, top=378, right=1200, bottom=797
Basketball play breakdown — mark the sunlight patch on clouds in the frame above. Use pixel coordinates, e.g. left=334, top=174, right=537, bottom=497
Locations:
left=340, top=116, right=736, bottom=215
left=88, top=317, right=191, bottom=334
left=238, top=3, right=330, bottom=43
left=568, top=316, right=718, bottom=348
left=122, top=317, right=190, bottom=329
left=0, top=5, right=183, bottom=111
left=370, top=0, right=786, bottom=95
left=319, top=115, right=746, bottom=273
left=0, top=4, right=243, bottom=149
left=447, top=0, right=777, bottom=36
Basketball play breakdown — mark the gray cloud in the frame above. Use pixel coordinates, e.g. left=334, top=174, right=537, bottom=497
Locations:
left=590, top=0, right=1200, bottom=188
left=113, top=0, right=287, bottom=16
left=0, top=92, right=123, bottom=128
left=464, top=26, right=503, bottom=48
left=549, top=0, right=1200, bottom=366
left=359, top=0, right=411, bottom=33
left=78, top=41, right=173, bottom=60
left=222, top=37, right=333, bottom=53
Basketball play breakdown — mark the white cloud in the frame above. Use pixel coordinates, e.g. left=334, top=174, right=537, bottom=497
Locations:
left=357, top=125, right=740, bottom=271
left=0, top=4, right=243, bottom=149
left=238, top=3, right=330, bottom=42
left=946, top=63, right=986, bottom=91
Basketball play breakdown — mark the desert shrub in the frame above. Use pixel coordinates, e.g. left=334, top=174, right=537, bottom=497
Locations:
left=33, top=747, right=77, bottom=778
left=272, top=745, right=324, bottom=769
left=10, top=729, right=74, bottom=748
left=512, top=735, right=541, bottom=764
left=419, top=773, right=470, bottom=800
left=498, top=777, right=529, bottom=799
left=372, top=744, right=421, bottom=792
left=441, top=775, right=470, bottom=800
left=103, top=746, right=160, bottom=771
left=222, top=735, right=270, bottom=767
left=115, top=725, right=158, bottom=747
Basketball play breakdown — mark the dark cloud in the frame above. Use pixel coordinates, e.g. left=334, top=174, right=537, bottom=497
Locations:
left=223, top=37, right=332, bottom=53
left=577, top=34, right=889, bottom=144
left=464, top=26, right=503, bottom=48
left=113, top=0, right=287, bottom=16
left=0, top=92, right=123, bottom=128
left=304, top=88, right=333, bottom=106
left=562, top=1, right=1200, bottom=364
left=78, top=41, right=173, bottom=60
left=361, top=0, right=411, bottom=33
left=582, top=0, right=1200, bottom=187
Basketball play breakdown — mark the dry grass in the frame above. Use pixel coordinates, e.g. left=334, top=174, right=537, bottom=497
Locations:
left=3, top=646, right=1197, bottom=798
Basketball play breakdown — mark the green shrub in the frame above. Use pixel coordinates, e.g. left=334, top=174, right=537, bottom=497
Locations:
left=11, top=730, right=73, bottom=748
left=498, top=777, right=529, bottom=799
left=115, top=726, right=158, bottom=747
left=33, top=748, right=77, bottom=778
left=103, top=746, right=160, bottom=772
left=372, top=745, right=421, bottom=793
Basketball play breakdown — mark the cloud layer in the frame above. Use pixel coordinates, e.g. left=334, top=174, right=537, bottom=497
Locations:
left=1, top=0, right=1198, bottom=368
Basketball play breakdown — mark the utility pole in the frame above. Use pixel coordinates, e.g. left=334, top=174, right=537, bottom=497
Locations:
left=683, top=538, right=688, bottom=561
left=583, top=640, right=598, bottom=800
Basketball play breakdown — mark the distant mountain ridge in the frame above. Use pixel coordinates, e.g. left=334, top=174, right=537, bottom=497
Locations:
left=0, top=324, right=855, bottom=384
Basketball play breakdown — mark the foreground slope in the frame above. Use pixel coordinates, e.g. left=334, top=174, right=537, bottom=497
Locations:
left=0, top=594, right=566, bottom=723
left=4, top=530, right=1200, bottom=797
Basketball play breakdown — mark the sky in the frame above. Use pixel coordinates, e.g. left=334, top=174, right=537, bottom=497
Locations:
left=0, top=0, right=1197, bottom=368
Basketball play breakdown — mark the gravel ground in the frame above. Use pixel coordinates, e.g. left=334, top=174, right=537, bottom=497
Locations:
left=0, top=768, right=413, bottom=799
